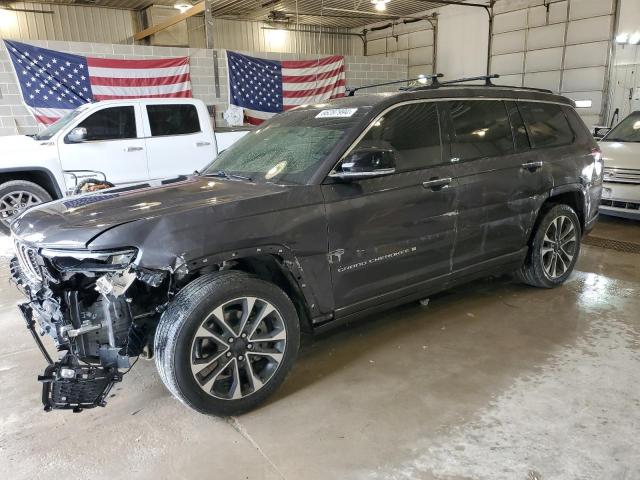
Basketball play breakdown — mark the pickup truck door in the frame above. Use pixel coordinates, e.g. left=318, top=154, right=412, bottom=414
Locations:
left=142, top=103, right=216, bottom=179
left=322, top=101, right=458, bottom=312
left=57, top=104, right=149, bottom=186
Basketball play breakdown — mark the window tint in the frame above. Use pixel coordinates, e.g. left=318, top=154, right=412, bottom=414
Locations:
left=355, top=102, right=442, bottom=172
left=147, top=104, right=200, bottom=136
left=77, top=106, right=136, bottom=141
left=449, top=100, right=514, bottom=161
left=519, top=102, right=574, bottom=148
left=506, top=101, right=531, bottom=152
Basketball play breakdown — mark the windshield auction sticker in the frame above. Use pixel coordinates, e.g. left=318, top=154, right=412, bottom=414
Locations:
left=315, top=108, right=358, bottom=118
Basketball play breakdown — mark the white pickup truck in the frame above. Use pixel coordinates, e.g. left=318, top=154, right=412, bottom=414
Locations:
left=0, top=98, right=250, bottom=234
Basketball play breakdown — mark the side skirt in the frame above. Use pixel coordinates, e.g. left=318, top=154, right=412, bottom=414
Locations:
left=313, top=248, right=527, bottom=334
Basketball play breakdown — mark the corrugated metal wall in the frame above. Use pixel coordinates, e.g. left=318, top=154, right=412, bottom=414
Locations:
left=0, top=3, right=357, bottom=55
left=187, top=17, right=358, bottom=55
left=0, top=2, right=137, bottom=44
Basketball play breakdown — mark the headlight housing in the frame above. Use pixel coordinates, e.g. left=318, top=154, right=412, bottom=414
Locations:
left=41, top=248, right=138, bottom=272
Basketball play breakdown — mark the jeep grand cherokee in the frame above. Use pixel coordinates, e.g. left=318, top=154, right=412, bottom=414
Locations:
left=9, top=85, right=602, bottom=415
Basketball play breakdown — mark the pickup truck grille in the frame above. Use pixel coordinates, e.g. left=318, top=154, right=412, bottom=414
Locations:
left=13, top=239, right=43, bottom=284
left=603, top=168, right=640, bottom=184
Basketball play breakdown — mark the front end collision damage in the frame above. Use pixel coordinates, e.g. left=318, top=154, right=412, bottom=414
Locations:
left=10, top=235, right=323, bottom=412
left=10, top=246, right=171, bottom=412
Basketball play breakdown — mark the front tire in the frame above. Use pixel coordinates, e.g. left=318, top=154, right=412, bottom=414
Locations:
left=516, top=204, right=582, bottom=288
left=154, top=271, right=300, bottom=415
left=0, top=180, right=52, bottom=235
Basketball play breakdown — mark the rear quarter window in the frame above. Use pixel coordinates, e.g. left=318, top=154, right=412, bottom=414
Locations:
left=519, top=102, right=574, bottom=149
left=147, top=104, right=201, bottom=136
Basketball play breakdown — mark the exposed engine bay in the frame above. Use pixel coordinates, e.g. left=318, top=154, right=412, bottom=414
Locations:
left=11, top=241, right=169, bottom=412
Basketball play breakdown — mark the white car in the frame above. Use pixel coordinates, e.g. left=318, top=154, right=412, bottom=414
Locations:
left=0, top=98, right=249, bottom=234
left=598, top=112, right=640, bottom=220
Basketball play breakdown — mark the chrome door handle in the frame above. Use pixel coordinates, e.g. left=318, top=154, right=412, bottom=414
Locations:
left=521, top=161, right=543, bottom=171
left=125, top=146, right=143, bottom=152
left=422, top=177, right=452, bottom=191
left=195, top=141, right=212, bottom=147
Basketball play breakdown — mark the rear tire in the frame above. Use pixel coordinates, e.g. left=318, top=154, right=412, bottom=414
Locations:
left=516, top=204, right=581, bottom=288
left=0, top=180, right=52, bottom=235
left=154, top=271, right=300, bottom=416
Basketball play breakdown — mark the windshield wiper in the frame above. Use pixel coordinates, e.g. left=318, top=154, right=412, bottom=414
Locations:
left=206, top=170, right=252, bottom=181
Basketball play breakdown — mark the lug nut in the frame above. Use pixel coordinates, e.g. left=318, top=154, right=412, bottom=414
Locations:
left=238, top=355, right=244, bottom=361
left=228, top=337, right=235, bottom=343
left=226, top=352, right=232, bottom=357
left=241, top=333, right=247, bottom=338
left=247, top=344, right=253, bottom=350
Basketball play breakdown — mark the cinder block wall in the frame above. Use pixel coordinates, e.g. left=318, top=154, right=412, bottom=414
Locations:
left=0, top=40, right=408, bottom=136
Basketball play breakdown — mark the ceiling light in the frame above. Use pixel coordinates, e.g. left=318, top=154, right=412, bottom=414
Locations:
left=372, top=0, right=390, bottom=12
left=174, top=2, right=192, bottom=13
left=616, top=33, right=629, bottom=44
left=630, top=32, right=640, bottom=45
left=575, top=100, right=592, bottom=108
left=0, top=8, right=16, bottom=29
left=266, top=28, right=287, bottom=47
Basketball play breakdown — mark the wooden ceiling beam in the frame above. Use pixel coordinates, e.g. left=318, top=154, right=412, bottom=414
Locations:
left=133, top=1, right=205, bottom=41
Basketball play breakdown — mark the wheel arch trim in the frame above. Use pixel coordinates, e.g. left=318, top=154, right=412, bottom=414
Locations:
left=0, top=167, right=63, bottom=199
left=178, top=244, right=320, bottom=329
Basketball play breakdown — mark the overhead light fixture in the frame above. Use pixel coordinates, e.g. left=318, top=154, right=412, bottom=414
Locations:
left=0, top=8, right=15, bottom=29
left=575, top=100, right=592, bottom=108
left=266, top=28, right=287, bottom=47
left=616, top=33, right=629, bottom=44
left=630, top=32, right=640, bottom=45
left=371, top=0, right=390, bottom=12
left=174, top=2, right=192, bottom=13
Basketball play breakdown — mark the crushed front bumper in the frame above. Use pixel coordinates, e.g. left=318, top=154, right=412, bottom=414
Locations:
left=18, top=301, right=123, bottom=412
left=12, top=258, right=124, bottom=412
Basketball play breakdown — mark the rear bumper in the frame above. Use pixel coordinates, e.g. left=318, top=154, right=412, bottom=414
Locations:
left=599, top=182, right=640, bottom=220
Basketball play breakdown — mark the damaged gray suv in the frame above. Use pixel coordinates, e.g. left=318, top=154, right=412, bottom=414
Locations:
left=10, top=82, right=602, bottom=415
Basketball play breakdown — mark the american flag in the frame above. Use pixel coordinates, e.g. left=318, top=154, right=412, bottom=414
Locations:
left=227, top=51, right=345, bottom=125
left=4, top=40, right=192, bottom=125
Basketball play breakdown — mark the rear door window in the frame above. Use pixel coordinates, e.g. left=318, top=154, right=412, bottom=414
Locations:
left=355, top=101, right=442, bottom=172
left=448, top=100, right=514, bottom=161
left=519, top=102, right=574, bottom=148
left=147, top=104, right=201, bottom=136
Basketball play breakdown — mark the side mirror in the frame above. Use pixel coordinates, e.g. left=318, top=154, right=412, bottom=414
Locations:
left=329, top=148, right=396, bottom=181
left=67, top=127, right=88, bottom=143
left=593, top=126, right=611, bottom=140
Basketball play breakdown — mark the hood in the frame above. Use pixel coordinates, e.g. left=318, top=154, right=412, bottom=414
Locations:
left=0, top=134, right=39, bottom=151
left=0, top=135, right=57, bottom=167
left=11, top=175, right=292, bottom=248
left=599, top=141, right=640, bottom=170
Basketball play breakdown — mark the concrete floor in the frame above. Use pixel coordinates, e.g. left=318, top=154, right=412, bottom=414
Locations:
left=0, top=220, right=639, bottom=480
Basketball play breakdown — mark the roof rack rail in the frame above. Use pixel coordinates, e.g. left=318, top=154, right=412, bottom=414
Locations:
left=346, top=74, right=444, bottom=96
left=407, top=74, right=554, bottom=94
left=406, top=74, right=500, bottom=90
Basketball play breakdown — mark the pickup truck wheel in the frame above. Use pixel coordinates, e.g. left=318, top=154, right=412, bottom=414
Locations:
left=154, top=271, right=300, bottom=415
left=516, top=204, right=581, bottom=288
left=0, top=180, right=52, bottom=235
